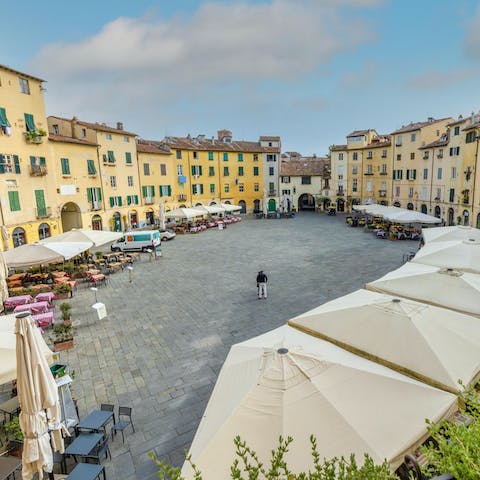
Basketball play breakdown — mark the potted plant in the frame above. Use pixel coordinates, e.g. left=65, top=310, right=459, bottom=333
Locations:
left=4, top=416, right=24, bottom=457
left=54, top=282, right=72, bottom=299
left=95, top=251, right=103, bottom=259
left=60, top=302, right=72, bottom=326
left=52, top=323, right=74, bottom=352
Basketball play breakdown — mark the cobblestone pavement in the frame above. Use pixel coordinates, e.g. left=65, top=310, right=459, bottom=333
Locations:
left=60, top=213, right=416, bottom=479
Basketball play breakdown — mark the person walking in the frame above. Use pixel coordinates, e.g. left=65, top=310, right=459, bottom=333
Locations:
left=256, top=270, right=268, bottom=299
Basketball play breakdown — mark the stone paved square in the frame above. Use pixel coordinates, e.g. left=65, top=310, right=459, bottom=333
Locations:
left=61, top=213, right=416, bottom=479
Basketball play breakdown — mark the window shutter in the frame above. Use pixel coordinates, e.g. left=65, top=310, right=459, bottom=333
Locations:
left=159, top=186, right=163, bottom=197
left=13, top=155, right=20, bottom=173
left=191, top=165, right=195, bottom=176
left=8, top=191, right=20, bottom=211
left=97, top=188, right=102, bottom=201
left=30, top=156, right=36, bottom=166
left=413, top=170, right=417, bottom=180
left=103, top=154, right=107, bottom=162
left=142, top=186, right=147, bottom=197
left=40, top=157, right=46, bottom=166
left=87, top=188, right=92, bottom=203
left=199, top=166, right=203, bottom=176
left=35, top=190, right=46, bottom=217
left=118, top=196, right=123, bottom=207
left=125, top=152, right=132, bottom=163
left=0, top=155, right=4, bottom=174
left=135, top=195, right=139, bottom=204
left=167, top=186, right=171, bottom=196
left=109, top=197, right=114, bottom=207
left=200, top=184, right=204, bottom=194
left=127, top=196, right=131, bottom=205
left=0, top=107, right=10, bottom=127
left=24, top=113, right=36, bottom=132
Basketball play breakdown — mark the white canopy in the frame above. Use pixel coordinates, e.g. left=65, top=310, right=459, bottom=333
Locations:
left=289, top=289, right=480, bottom=392
left=353, top=204, right=398, bottom=216
left=194, top=205, right=225, bottom=215
left=412, top=239, right=480, bottom=273
left=220, top=203, right=242, bottom=212
left=42, top=228, right=123, bottom=247
left=383, top=210, right=441, bottom=224
left=422, top=225, right=480, bottom=244
left=164, top=207, right=205, bottom=219
left=0, top=313, right=54, bottom=385
left=3, top=241, right=93, bottom=268
left=182, top=325, right=457, bottom=478
left=366, top=262, right=480, bottom=318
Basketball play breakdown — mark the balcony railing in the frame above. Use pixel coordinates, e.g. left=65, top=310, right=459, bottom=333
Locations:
left=336, top=190, right=344, bottom=196
left=380, top=171, right=388, bottom=175
left=144, top=197, right=154, bottom=205
left=364, top=171, right=374, bottom=175
left=378, top=190, right=387, bottom=197
left=268, top=190, right=277, bottom=196
left=35, top=206, right=51, bottom=219
left=90, top=201, right=103, bottom=211
left=462, top=197, right=470, bottom=205
left=437, top=153, right=443, bottom=159
left=177, top=194, right=187, bottom=201
left=29, top=165, right=47, bottom=176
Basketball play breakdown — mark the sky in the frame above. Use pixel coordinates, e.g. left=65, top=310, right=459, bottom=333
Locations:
left=2, top=0, right=480, bottom=155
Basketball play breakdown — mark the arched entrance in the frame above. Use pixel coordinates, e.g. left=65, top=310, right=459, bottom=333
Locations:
left=380, top=200, right=388, bottom=206
left=253, top=199, right=261, bottom=213
left=179, top=204, right=186, bottom=208
left=463, top=210, right=469, bottom=226
left=129, top=210, right=138, bottom=229
left=434, top=206, right=441, bottom=218
left=224, top=201, right=231, bottom=204
left=336, top=198, right=345, bottom=212
left=112, top=212, right=122, bottom=232
left=61, top=202, right=82, bottom=232
left=407, top=203, right=414, bottom=210
left=209, top=201, right=217, bottom=206
left=145, top=209, right=154, bottom=226
left=268, top=198, right=276, bottom=212
left=421, top=204, right=427, bottom=214
left=12, top=227, right=26, bottom=247
left=92, top=215, right=103, bottom=230
left=448, top=208, right=454, bottom=226
left=393, top=201, right=401, bottom=207
left=195, top=202, right=203, bottom=207
left=298, top=193, right=315, bottom=211
left=322, top=198, right=330, bottom=211
left=238, top=200, right=246, bottom=214
left=477, top=213, right=480, bottom=229
left=38, top=223, right=51, bottom=240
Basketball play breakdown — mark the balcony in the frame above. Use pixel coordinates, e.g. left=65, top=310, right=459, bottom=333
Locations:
left=364, top=171, right=374, bottom=176
left=89, top=201, right=103, bottom=211
left=29, top=165, right=47, bottom=176
left=381, top=154, right=387, bottom=158
left=144, top=197, right=154, bottom=205
left=336, top=190, right=344, bottom=196
left=177, top=194, right=187, bottom=201
left=268, top=190, right=277, bottom=196
left=437, top=153, right=443, bottom=159
left=462, top=197, right=470, bottom=205
left=24, top=131, right=46, bottom=144
left=378, top=190, right=387, bottom=197
left=380, top=171, right=388, bottom=175
left=35, top=206, right=51, bottom=219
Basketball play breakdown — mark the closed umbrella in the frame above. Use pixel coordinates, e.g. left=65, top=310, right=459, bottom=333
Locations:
left=42, top=228, right=122, bottom=247
left=0, top=251, right=9, bottom=309
left=15, top=312, right=67, bottom=479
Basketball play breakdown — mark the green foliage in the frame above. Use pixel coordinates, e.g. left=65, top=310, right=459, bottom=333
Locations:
left=149, top=436, right=397, bottom=480
left=54, top=282, right=72, bottom=294
left=60, top=301, right=72, bottom=321
left=95, top=251, right=104, bottom=259
left=421, top=386, right=480, bottom=480
left=53, top=323, right=74, bottom=342
left=4, top=417, right=23, bottom=442
left=62, top=262, right=75, bottom=276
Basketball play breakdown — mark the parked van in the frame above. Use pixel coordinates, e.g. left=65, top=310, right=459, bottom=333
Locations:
left=111, top=231, right=160, bottom=252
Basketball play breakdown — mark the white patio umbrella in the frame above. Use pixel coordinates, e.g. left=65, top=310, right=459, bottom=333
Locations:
left=412, top=238, right=480, bottom=273
left=15, top=312, right=67, bottom=479
left=220, top=203, right=242, bottom=212
left=289, top=289, right=480, bottom=392
left=182, top=326, right=457, bottom=479
left=3, top=241, right=92, bottom=268
left=164, top=207, right=205, bottom=219
left=0, top=313, right=54, bottom=385
left=42, top=228, right=122, bottom=247
left=194, top=204, right=225, bottom=215
left=366, top=262, right=480, bottom=317
left=383, top=210, right=441, bottom=224
left=422, top=225, right=480, bottom=244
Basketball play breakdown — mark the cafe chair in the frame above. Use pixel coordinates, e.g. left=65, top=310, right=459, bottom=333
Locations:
left=82, top=435, right=111, bottom=464
left=111, top=406, right=134, bottom=443
left=100, top=403, right=116, bottom=424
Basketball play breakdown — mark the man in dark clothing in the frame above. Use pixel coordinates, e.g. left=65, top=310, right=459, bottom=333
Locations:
left=256, top=270, right=268, bottom=299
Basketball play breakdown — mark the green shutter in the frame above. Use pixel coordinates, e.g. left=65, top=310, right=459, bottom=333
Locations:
left=191, top=165, right=195, bottom=176
left=13, top=155, right=20, bottom=174
left=87, top=188, right=92, bottom=203
left=24, top=113, right=36, bottom=132
left=199, top=166, right=203, bottom=176
left=108, top=150, right=115, bottom=163
left=142, top=186, right=147, bottom=197
left=109, top=197, right=114, bottom=207
left=223, top=153, right=228, bottom=161
left=0, top=155, right=4, bottom=174
left=87, top=159, right=96, bottom=174
left=118, top=196, right=123, bottom=207
left=0, top=107, right=10, bottom=127
left=159, top=186, right=163, bottom=197
left=208, top=152, right=213, bottom=160
left=35, top=190, right=46, bottom=217
left=39, top=157, right=46, bottom=166
left=253, top=166, right=259, bottom=176
left=103, top=154, right=107, bottom=162
left=167, top=186, right=171, bottom=196
left=127, top=195, right=131, bottom=205
left=200, top=184, right=204, bottom=194
left=8, top=191, right=20, bottom=211
left=135, top=195, right=139, bottom=204
left=30, top=156, right=36, bottom=166
left=61, top=158, right=70, bottom=175
left=97, top=187, right=102, bottom=201
left=238, top=153, right=243, bottom=161
left=125, top=152, right=132, bottom=164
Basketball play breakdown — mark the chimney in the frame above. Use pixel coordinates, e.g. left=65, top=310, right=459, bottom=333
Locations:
left=117, top=122, right=123, bottom=130
left=428, top=117, right=434, bottom=122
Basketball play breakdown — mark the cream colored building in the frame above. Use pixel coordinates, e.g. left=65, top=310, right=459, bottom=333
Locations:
left=329, top=145, right=348, bottom=212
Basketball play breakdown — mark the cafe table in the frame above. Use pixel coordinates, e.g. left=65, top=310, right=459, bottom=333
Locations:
left=4, top=295, right=33, bottom=309
left=34, top=291, right=56, bottom=303
left=0, top=396, right=20, bottom=421
left=76, top=410, right=114, bottom=432
left=0, top=455, right=22, bottom=480
left=13, top=301, right=49, bottom=315
left=67, top=462, right=105, bottom=480
left=65, top=432, right=103, bottom=457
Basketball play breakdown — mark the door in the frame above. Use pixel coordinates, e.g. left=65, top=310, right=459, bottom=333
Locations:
left=268, top=199, right=276, bottom=212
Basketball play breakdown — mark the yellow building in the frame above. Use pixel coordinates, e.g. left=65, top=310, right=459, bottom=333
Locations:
left=0, top=64, right=60, bottom=249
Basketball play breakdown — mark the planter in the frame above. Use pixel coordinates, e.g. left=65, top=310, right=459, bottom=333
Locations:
left=54, top=339, right=74, bottom=352
left=55, top=292, right=70, bottom=300
left=7, top=440, right=23, bottom=457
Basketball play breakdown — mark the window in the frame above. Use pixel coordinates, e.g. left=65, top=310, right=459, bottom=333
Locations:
left=110, top=176, right=117, bottom=188
left=438, top=149, right=444, bottom=158
left=423, top=168, right=428, bottom=180
left=125, top=152, right=132, bottom=164
left=397, top=154, right=402, bottom=161
left=396, top=135, right=402, bottom=146
left=193, top=151, right=198, bottom=160
left=282, top=189, right=291, bottom=195
left=381, top=164, right=387, bottom=174
left=436, top=188, right=441, bottom=200
left=352, top=179, right=358, bottom=192
left=395, top=186, right=400, bottom=197
left=393, top=169, right=403, bottom=180
left=366, top=165, right=372, bottom=174
left=253, top=154, right=258, bottom=162
left=107, top=150, right=115, bottom=163
left=8, top=191, right=20, bottom=211
left=24, top=113, right=36, bottom=132
left=411, top=133, right=416, bottom=142
left=382, top=150, right=387, bottom=158
left=208, top=151, right=214, bottom=161
left=423, top=151, right=429, bottom=159
left=406, top=169, right=417, bottom=180
left=454, top=126, right=460, bottom=135
left=353, top=152, right=358, bottom=161
left=38, top=223, right=50, bottom=240
left=301, top=176, right=311, bottom=185
left=238, top=183, right=244, bottom=192
left=61, top=158, right=70, bottom=175
left=449, top=146, right=460, bottom=156
left=409, top=187, right=414, bottom=197
left=254, top=183, right=259, bottom=192
left=105, top=133, right=112, bottom=140
left=352, top=166, right=358, bottom=174
left=159, top=185, right=172, bottom=197
left=143, top=163, right=150, bottom=176
left=142, top=185, right=155, bottom=199
left=223, top=153, right=229, bottom=161
left=269, top=182, right=275, bottom=192
left=449, top=188, right=455, bottom=202
left=339, top=153, right=344, bottom=161
left=87, top=187, right=102, bottom=207
left=253, top=166, right=259, bottom=176
left=109, top=196, right=122, bottom=207
left=126, top=195, right=139, bottom=205
left=124, top=136, right=130, bottom=143
left=367, top=151, right=373, bottom=159
left=281, top=176, right=290, bottom=183
left=437, top=167, right=442, bottom=180
left=127, top=176, right=134, bottom=187
left=451, top=167, right=457, bottom=179
left=177, top=165, right=183, bottom=176
left=12, top=227, right=26, bottom=247
left=81, top=128, right=86, bottom=138
left=207, top=166, right=214, bottom=176
left=238, top=153, right=243, bottom=161
left=238, top=166, right=244, bottom=176
left=466, top=131, right=477, bottom=143
left=269, top=167, right=274, bottom=176
left=19, top=78, right=30, bottom=94
left=266, top=154, right=276, bottom=162
left=224, top=184, right=229, bottom=193
left=176, top=150, right=182, bottom=159
left=210, top=184, right=215, bottom=193
left=52, top=124, right=59, bottom=135
left=87, top=159, right=96, bottom=175
left=191, top=165, right=202, bottom=177
left=158, top=164, right=166, bottom=176
left=223, top=166, right=229, bottom=176
left=410, top=152, right=415, bottom=160
left=421, top=187, right=428, bottom=200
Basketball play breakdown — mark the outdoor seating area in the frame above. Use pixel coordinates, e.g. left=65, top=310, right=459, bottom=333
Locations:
left=170, top=215, right=242, bottom=234
left=346, top=215, right=423, bottom=240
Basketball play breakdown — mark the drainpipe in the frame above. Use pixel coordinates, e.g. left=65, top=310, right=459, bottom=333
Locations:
left=471, top=130, right=480, bottom=226
left=429, top=146, right=435, bottom=213
left=96, top=145, right=106, bottom=215
left=0, top=199, right=8, bottom=250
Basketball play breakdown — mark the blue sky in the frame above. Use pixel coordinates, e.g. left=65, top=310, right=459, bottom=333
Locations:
left=2, top=0, right=480, bottom=155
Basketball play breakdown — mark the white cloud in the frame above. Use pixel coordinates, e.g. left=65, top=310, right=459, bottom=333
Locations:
left=341, top=62, right=377, bottom=88
left=407, top=69, right=477, bottom=91
left=465, top=5, right=480, bottom=59
left=29, top=0, right=379, bottom=133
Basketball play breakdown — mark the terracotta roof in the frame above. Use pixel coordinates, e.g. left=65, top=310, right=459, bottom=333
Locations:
left=48, top=134, right=98, bottom=147
left=447, top=117, right=467, bottom=127
left=364, top=135, right=391, bottom=149
left=347, top=129, right=373, bottom=137
left=136, top=140, right=171, bottom=155
left=0, top=64, right=45, bottom=82
left=259, top=136, right=281, bottom=141
left=280, top=158, right=327, bottom=176
left=419, top=132, right=449, bottom=149
left=390, top=117, right=451, bottom=135
left=330, top=144, right=347, bottom=151
left=153, top=136, right=280, bottom=153
left=76, top=120, right=137, bottom=137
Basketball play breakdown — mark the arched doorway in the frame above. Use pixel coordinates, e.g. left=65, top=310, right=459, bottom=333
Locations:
left=393, top=201, right=401, bottom=207
left=61, top=202, right=82, bottom=232
left=145, top=209, right=154, bottom=226
left=268, top=198, right=276, bottom=212
left=380, top=200, right=387, bottom=206
left=238, top=200, right=246, bottom=214
left=463, top=210, right=469, bottom=226
left=253, top=199, right=261, bottom=213
left=38, top=223, right=51, bottom=240
left=12, top=227, right=26, bottom=247
left=92, top=215, right=103, bottom=230
left=129, top=210, right=138, bottom=229
left=421, top=204, right=427, bottom=214
left=407, top=203, right=414, bottom=210
left=224, top=201, right=231, bottom=204
left=209, top=201, right=217, bottom=206
left=112, top=212, right=122, bottom=232
left=434, top=206, right=441, bottom=218
left=336, top=198, right=345, bottom=212
left=477, top=213, right=480, bottom=229
left=298, top=193, right=315, bottom=211
left=195, top=202, right=203, bottom=207
left=323, top=198, right=330, bottom=211
left=448, top=208, right=454, bottom=226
